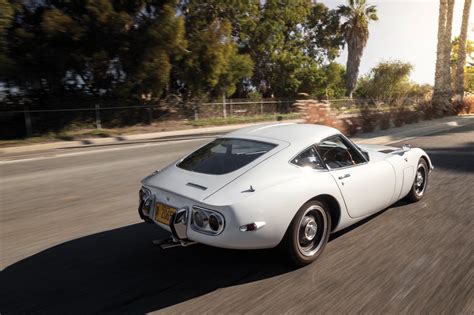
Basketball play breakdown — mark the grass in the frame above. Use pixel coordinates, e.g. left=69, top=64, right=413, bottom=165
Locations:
left=188, top=112, right=301, bottom=127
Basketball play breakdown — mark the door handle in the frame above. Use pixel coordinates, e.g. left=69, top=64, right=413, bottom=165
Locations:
left=338, top=173, right=351, bottom=180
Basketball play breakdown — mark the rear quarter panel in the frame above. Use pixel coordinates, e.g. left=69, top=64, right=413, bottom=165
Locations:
left=202, top=157, right=352, bottom=248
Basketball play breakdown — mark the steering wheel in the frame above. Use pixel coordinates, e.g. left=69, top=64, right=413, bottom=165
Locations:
left=322, top=147, right=355, bottom=167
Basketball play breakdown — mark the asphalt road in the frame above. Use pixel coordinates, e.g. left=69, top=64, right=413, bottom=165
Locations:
left=1, top=124, right=473, bottom=314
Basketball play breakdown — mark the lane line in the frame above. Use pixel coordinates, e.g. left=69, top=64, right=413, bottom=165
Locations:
left=385, top=137, right=416, bottom=145
left=0, top=138, right=209, bottom=165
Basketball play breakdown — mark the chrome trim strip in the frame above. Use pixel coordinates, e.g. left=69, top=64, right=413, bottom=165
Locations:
left=186, top=182, right=208, bottom=190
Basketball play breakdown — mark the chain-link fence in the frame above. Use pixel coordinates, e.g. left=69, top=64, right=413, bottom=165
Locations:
left=0, top=99, right=297, bottom=139
left=0, top=97, right=428, bottom=139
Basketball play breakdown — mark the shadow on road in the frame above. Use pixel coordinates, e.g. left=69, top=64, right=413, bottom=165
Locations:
left=0, top=193, right=430, bottom=314
left=0, top=223, right=294, bottom=313
left=1, top=211, right=392, bottom=314
left=1, top=199, right=401, bottom=315
left=424, top=142, right=474, bottom=174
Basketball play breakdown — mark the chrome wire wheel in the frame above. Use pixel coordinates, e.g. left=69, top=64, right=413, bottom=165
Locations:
left=405, top=159, right=429, bottom=203
left=296, top=205, right=328, bottom=257
left=414, top=164, right=427, bottom=197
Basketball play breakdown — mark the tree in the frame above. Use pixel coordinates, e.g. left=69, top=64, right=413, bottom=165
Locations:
left=0, top=0, right=14, bottom=79
left=248, top=0, right=344, bottom=98
left=338, top=0, right=378, bottom=98
left=6, top=0, right=136, bottom=99
left=465, top=66, right=474, bottom=92
left=451, top=37, right=474, bottom=87
left=355, top=60, right=413, bottom=104
left=174, top=1, right=258, bottom=101
left=432, top=0, right=456, bottom=115
left=122, top=1, right=186, bottom=101
left=306, top=3, right=345, bottom=63
left=454, top=0, right=472, bottom=98
left=215, top=47, right=254, bottom=98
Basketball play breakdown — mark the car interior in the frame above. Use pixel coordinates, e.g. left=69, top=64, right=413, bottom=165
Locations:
left=317, top=136, right=365, bottom=169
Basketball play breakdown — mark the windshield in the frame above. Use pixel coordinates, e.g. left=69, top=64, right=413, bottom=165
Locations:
left=177, top=138, right=277, bottom=175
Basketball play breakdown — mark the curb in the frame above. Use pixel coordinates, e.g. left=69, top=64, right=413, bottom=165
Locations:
left=1, top=116, right=473, bottom=156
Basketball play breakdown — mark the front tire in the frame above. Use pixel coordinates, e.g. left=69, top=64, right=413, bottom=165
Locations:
left=405, top=159, right=429, bottom=202
left=283, top=200, right=331, bottom=266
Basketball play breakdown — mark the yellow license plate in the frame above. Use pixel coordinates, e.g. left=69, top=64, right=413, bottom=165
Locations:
left=155, top=203, right=176, bottom=225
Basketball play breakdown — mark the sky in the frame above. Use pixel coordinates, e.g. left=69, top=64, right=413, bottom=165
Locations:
left=323, top=0, right=474, bottom=84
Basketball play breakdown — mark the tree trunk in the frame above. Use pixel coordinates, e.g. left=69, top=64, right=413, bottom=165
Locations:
left=442, top=0, right=455, bottom=100
left=454, top=0, right=473, bottom=98
left=345, top=42, right=362, bottom=99
left=433, top=0, right=455, bottom=116
left=434, top=0, right=448, bottom=92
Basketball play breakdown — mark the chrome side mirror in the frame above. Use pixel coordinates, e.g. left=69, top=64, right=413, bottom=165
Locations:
left=361, top=149, right=370, bottom=161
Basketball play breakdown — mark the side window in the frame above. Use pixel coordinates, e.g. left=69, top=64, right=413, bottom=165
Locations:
left=291, top=146, right=324, bottom=170
left=317, top=135, right=365, bottom=169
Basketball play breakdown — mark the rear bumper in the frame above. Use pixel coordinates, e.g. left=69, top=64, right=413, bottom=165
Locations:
left=138, top=199, right=190, bottom=242
left=137, top=186, right=283, bottom=250
left=138, top=200, right=153, bottom=223
left=138, top=203, right=279, bottom=250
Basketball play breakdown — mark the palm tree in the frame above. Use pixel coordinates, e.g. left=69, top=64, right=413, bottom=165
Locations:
left=338, top=0, right=378, bottom=98
left=442, top=0, right=456, bottom=97
left=454, top=0, right=472, bottom=98
left=433, top=0, right=455, bottom=115
left=433, top=0, right=447, bottom=105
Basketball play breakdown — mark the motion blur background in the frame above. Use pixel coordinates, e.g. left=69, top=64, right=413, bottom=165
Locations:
left=0, top=0, right=473, bottom=142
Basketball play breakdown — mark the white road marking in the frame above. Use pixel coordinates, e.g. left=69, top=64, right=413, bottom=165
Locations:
left=385, top=137, right=416, bottom=145
left=2, top=119, right=472, bottom=165
left=0, top=138, right=208, bottom=165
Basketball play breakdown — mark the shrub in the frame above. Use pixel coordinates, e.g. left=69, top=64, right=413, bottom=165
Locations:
left=405, top=110, right=421, bottom=124
left=416, top=100, right=436, bottom=120
left=341, top=118, right=360, bottom=136
left=391, top=105, right=411, bottom=127
left=359, top=105, right=378, bottom=132
left=452, top=95, right=474, bottom=114
left=466, top=95, right=474, bottom=113
left=379, top=112, right=391, bottom=130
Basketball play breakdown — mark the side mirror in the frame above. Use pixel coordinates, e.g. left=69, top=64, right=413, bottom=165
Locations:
left=361, top=150, right=370, bottom=161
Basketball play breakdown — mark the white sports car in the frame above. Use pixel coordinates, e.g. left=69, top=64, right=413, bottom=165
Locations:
left=138, top=123, right=433, bottom=265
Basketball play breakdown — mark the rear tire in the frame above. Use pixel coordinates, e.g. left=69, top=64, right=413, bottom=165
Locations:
left=282, top=200, right=331, bottom=266
left=405, top=159, right=429, bottom=202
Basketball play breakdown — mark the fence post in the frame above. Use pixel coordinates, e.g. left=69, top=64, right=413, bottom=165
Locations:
left=229, top=99, right=233, bottom=118
left=193, top=103, right=199, bottom=120
left=222, top=93, right=227, bottom=119
left=24, top=106, right=32, bottom=137
left=95, top=104, right=102, bottom=129
left=147, top=104, right=153, bottom=125
left=260, top=99, right=263, bottom=115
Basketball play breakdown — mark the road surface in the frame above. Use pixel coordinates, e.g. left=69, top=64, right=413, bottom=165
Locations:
left=1, top=124, right=473, bottom=313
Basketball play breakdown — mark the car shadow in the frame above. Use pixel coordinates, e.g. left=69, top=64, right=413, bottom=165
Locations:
left=0, top=204, right=401, bottom=315
left=0, top=223, right=294, bottom=314
left=423, top=142, right=474, bottom=174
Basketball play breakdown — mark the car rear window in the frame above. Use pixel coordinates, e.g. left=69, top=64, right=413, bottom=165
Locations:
left=177, top=138, right=277, bottom=175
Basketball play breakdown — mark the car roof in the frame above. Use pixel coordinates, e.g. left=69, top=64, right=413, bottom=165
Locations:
left=225, top=123, right=340, bottom=148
